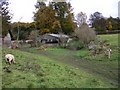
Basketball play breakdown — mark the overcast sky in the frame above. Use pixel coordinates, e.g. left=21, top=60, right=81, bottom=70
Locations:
left=9, top=0, right=119, bottom=23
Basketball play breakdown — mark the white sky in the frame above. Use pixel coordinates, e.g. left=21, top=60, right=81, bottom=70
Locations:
left=9, top=0, right=119, bottom=22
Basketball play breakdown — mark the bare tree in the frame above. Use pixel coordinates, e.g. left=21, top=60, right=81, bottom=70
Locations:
left=75, top=12, right=87, bottom=27
left=28, top=30, right=39, bottom=47
left=75, top=23, right=96, bottom=44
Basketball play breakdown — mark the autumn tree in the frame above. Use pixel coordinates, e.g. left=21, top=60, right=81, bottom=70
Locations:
left=34, top=1, right=75, bottom=35
left=106, top=21, right=112, bottom=30
left=0, top=0, right=11, bottom=37
left=107, top=16, right=120, bottom=30
left=116, top=17, right=120, bottom=30
left=50, top=2, right=75, bottom=34
left=34, top=2, right=57, bottom=34
left=52, top=20, right=61, bottom=33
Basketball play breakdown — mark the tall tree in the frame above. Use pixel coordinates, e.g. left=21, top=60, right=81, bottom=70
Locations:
left=0, top=0, right=11, bottom=37
left=34, top=2, right=57, bottom=34
left=34, top=1, right=75, bottom=34
left=106, top=20, right=112, bottom=30
left=89, top=12, right=106, bottom=31
left=116, top=17, right=120, bottom=30
left=107, top=16, right=120, bottom=30
left=49, top=2, right=75, bottom=34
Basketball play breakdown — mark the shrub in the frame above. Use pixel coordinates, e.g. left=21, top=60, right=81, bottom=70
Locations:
left=59, top=36, right=69, bottom=48
left=67, top=38, right=85, bottom=50
left=75, top=23, right=96, bottom=44
left=28, top=30, right=40, bottom=47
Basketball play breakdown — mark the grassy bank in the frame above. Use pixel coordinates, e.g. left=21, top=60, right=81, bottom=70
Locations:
left=74, top=34, right=119, bottom=61
left=2, top=47, right=114, bottom=88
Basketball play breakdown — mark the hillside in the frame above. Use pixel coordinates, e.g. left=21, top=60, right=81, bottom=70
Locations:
left=1, top=47, right=114, bottom=88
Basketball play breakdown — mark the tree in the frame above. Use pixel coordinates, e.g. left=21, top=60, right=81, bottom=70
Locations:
left=76, top=12, right=87, bottom=27
left=34, top=2, right=56, bottom=34
left=50, top=2, right=75, bottom=34
left=11, top=22, right=34, bottom=40
left=0, top=0, right=11, bottom=37
left=107, top=16, right=120, bottom=30
left=106, top=21, right=112, bottom=30
left=89, top=12, right=106, bottom=31
left=28, top=30, right=39, bottom=47
left=52, top=20, right=61, bottom=33
left=116, top=17, right=120, bottom=30
left=29, top=30, right=39, bottom=41
left=34, top=1, right=75, bottom=35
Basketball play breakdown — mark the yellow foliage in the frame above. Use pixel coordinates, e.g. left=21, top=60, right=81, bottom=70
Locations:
left=107, top=21, right=112, bottom=30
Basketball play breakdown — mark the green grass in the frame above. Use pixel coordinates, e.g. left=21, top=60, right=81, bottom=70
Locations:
left=75, top=48, right=118, bottom=61
left=74, top=34, right=119, bottom=61
left=98, top=34, right=118, bottom=46
left=42, top=47, right=68, bottom=56
left=2, top=47, right=114, bottom=88
left=75, top=49, right=89, bottom=58
left=21, top=47, right=69, bottom=57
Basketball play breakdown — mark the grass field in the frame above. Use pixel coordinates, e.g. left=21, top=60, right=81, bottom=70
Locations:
left=98, top=34, right=118, bottom=46
left=1, top=34, right=119, bottom=88
left=18, top=34, right=119, bottom=87
left=2, top=47, right=114, bottom=88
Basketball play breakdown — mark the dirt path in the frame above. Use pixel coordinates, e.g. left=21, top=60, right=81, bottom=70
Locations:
left=20, top=48, right=118, bottom=86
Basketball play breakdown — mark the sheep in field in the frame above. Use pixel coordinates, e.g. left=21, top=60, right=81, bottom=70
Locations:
left=5, top=54, right=15, bottom=64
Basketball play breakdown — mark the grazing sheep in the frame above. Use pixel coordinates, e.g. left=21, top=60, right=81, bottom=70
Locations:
left=5, top=54, right=15, bottom=64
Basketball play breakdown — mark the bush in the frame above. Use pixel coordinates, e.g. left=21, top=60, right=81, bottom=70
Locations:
left=67, top=38, right=85, bottom=50
left=59, top=36, right=69, bottom=48
left=28, top=30, right=40, bottom=47
left=75, top=23, right=96, bottom=44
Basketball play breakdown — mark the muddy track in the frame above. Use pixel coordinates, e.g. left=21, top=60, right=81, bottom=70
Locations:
left=20, top=48, right=118, bottom=86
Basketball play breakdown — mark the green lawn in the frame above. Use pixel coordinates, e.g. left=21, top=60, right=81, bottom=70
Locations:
left=46, top=47, right=68, bottom=55
left=2, top=47, right=114, bottom=88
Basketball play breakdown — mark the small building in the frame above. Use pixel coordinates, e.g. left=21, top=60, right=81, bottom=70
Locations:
left=40, top=34, right=69, bottom=44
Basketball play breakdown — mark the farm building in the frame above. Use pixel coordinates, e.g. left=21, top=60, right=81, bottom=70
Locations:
left=40, top=34, right=69, bottom=44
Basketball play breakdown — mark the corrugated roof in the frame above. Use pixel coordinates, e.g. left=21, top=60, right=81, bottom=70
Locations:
left=48, top=34, right=69, bottom=38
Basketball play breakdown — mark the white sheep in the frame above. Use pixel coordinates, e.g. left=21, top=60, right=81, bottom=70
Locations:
left=5, top=54, right=15, bottom=64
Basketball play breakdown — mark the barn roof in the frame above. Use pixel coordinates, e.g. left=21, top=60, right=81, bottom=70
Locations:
left=48, top=34, right=69, bottom=38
